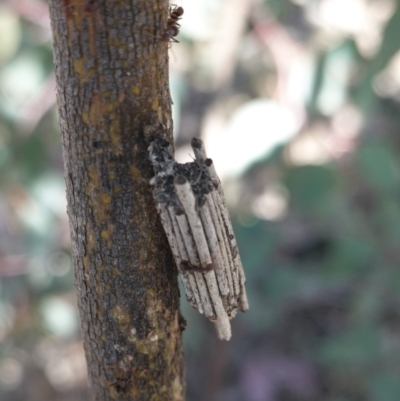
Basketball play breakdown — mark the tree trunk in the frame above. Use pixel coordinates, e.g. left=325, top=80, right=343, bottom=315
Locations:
left=48, top=1, right=185, bottom=400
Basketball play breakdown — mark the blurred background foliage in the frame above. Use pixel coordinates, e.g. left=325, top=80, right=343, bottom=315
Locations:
left=1, top=0, right=400, bottom=400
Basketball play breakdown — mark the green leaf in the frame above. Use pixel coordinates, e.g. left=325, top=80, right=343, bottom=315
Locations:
left=370, top=374, right=400, bottom=401
left=324, top=235, right=373, bottom=278
left=357, top=145, right=399, bottom=193
left=234, top=219, right=277, bottom=275
left=284, top=165, right=336, bottom=212
left=374, top=199, right=400, bottom=247
left=318, top=325, right=380, bottom=367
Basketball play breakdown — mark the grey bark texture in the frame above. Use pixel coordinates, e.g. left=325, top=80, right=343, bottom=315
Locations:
left=48, top=1, right=185, bottom=400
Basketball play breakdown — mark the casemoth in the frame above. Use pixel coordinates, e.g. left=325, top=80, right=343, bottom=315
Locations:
left=148, top=137, right=248, bottom=340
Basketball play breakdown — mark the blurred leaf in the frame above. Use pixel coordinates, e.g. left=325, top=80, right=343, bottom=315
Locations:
left=30, top=172, right=66, bottom=216
left=350, top=285, right=383, bottom=325
left=0, top=123, right=11, bottom=171
left=284, top=165, right=336, bottom=212
left=242, top=291, right=280, bottom=332
left=326, top=399, right=353, bottom=401
left=308, top=51, right=327, bottom=117
left=327, top=399, right=353, bottom=401
left=318, top=325, right=380, bottom=367
left=0, top=7, right=21, bottom=63
left=268, top=0, right=285, bottom=17
left=369, top=374, right=400, bottom=401
left=324, top=235, right=374, bottom=279
left=17, top=137, right=46, bottom=184
left=234, top=219, right=277, bottom=275
left=317, top=41, right=355, bottom=115
left=266, top=265, right=299, bottom=301
left=356, top=5, right=400, bottom=113
left=211, top=99, right=298, bottom=177
left=40, top=296, right=78, bottom=338
left=0, top=51, right=47, bottom=120
left=357, top=145, right=400, bottom=193
left=374, top=199, right=400, bottom=247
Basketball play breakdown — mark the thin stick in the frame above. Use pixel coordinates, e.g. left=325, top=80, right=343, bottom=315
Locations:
left=174, top=177, right=213, bottom=270
left=175, top=211, right=215, bottom=319
left=203, top=271, right=231, bottom=340
left=161, top=206, right=200, bottom=309
left=198, top=203, right=230, bottom=297
left=213, top=190, right=247, bottom=308
left=191, top=137, right=208, bottom=162
left=167, top=207, right=203, bottom=311
left=205, top=194, right=235, bottom=297
left=212, top=191, right=240, bottom=300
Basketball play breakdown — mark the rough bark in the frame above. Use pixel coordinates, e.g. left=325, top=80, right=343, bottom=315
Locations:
left=48, top=1, right=185, bottom=400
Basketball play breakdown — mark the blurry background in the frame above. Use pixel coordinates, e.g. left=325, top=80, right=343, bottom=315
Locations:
left=1, top=0, right=400, bottom=400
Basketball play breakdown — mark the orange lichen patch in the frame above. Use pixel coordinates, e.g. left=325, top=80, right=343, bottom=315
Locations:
left=86, top=13, right=96, bottom=57
left=73, top=57, right=96, bottom=83
left=100, top=223, right=114, bottom=249
left=144, top=290, right=164, bottom=315
left=102, top=91, right=111, bottom=100
left=101, top=193, right=111, bottom=205
left=101, top=230, right=110, bottom=240
left=82, top=94, right=124, bottom=153
left=113, top=305, right=131, bottom=325
left=130, top=166, right=140, bottom=180
left=81, top=111, right=89, bottom=124
left=73, top=57, right=85, bottom=75
left=130, top=334, right=160, bottom=355
left=151, top=98, right=159, bottom=111
left=85, top=226, right=96, bottom=254
left=109, top=122, right=123, bottom=155
left=94, top=280, right=105, bottom=301
left=132, top=85, right=141, bottom=95
left=86, top=166, right=100, bottom=198
left=86, top=93, right=108, bottom=126
left=82, top=255, right=90, bottom=272
left=86, top=166, right=114, bottom=223
left=104, top=102, right=118, bottom=114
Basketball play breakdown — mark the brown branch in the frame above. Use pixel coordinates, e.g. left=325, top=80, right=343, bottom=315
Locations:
left=48, top=1, right=185, bottom=400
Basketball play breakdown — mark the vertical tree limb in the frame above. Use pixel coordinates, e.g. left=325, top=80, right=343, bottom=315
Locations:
left=48, top=1, right=185, bottom=400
